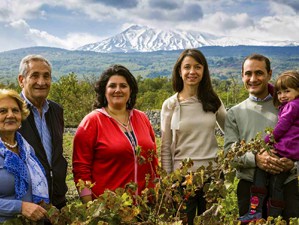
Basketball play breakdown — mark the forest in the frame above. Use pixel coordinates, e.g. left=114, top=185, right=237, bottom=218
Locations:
left=0, top=73, right=248, bottom=127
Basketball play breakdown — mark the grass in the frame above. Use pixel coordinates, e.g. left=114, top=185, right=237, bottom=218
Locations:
left=62, top=132, right=79, bottom=202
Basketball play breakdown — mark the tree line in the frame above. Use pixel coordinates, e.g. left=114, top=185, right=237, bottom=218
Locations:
left=0, top=73, right=248, bottom=127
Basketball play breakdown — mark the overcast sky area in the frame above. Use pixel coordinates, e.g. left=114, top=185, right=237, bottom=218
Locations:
left=0, top=0, right=298, bottom=52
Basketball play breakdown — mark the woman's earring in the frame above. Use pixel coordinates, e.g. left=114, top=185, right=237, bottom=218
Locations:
left=103, top=97, right=107, bottom=105
left=127, top=98, right=131, bottom=108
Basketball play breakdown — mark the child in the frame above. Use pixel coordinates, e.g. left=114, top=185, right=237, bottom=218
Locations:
left=239, top=70, right=299, bottom=223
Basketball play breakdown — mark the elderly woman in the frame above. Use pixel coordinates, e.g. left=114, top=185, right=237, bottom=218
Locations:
left=0, top=89, right=49, bottom=223
left=72, top=64, right=158, bottom=203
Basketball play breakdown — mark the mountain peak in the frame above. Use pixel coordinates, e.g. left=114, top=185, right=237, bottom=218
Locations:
left=77, top=25, right=298, bottom=53
left=125, top=24, right=147, bottom=31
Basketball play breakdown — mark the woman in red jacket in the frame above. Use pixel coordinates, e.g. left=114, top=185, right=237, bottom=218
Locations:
left=72, top=64, right=158, bottom=203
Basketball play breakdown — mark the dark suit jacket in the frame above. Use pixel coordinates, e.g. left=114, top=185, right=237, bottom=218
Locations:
left=19, top=98, right=68, bottom=208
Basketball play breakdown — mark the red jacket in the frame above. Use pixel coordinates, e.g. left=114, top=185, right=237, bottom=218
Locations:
left=72, top=108, right=158, bottom=197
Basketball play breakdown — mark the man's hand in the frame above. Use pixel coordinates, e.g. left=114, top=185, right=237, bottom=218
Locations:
left=255, top=149, right=293, bottom=174
left=279, top=157, right=295, bottom=172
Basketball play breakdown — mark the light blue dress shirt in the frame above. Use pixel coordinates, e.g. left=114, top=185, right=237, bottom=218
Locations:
left=22, top=92, right=52, bottom=165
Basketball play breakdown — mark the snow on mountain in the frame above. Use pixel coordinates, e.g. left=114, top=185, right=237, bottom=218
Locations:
left=77, top=25, right=298, bottom=53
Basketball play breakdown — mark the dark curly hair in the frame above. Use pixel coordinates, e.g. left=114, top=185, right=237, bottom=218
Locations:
left=172, top=48, right=221, bottom=113
left=93, top=64, right=138, bottom=110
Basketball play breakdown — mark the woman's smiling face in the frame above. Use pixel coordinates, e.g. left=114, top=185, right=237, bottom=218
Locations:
left=105, top=75, right=131, bottom=110
left=0, top=97, right=22, bottom=135
left=180, top=56, right=204, bottom=88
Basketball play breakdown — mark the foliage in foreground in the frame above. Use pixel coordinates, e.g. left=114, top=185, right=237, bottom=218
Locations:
left=1, top=134, right=299, bottom=225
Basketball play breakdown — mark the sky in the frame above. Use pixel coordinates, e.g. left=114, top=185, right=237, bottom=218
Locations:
left=0, top=0, right=299, bottom=52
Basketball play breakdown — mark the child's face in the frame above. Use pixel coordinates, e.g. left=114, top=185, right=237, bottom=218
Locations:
left=277, top=87, right=299, bottom=103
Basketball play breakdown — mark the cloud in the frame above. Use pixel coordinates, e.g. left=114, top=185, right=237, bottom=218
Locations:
left=220, top=14, right=299, bottom=44
left=8, top=19, right=30, bottom=30
left=0, top=0, right=298, bottom=52
left=7, top=20, right=66, bottom=47
left=269, top=1, right=297, bottom=15
left=63, top=33, right=105, bottom=49
left=176, top=3, right=203, bottom=21
left=0, top=23, right=32, bottom=52
left=0, top=0, right=133, bottom=23
left=272, top=0, right=299, bottom=12
left=2, top=19, right=103, bottom=51
left=187, top=12, right=253, bottom=36
left=85, top=0, right=138, bottom=8
left=131, top=1, right=203, bottom=22
left=0, top=1, right=48, bottom=22
left=0, top=0, right=201, bottom=30
left=0, top=7, right=10, bottom=21
left=148, top=0, right=179, bottom=10
left=255, top=15, right=299, bottom=41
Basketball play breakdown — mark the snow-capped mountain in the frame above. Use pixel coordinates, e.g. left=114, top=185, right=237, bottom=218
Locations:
left=77, top=25, right=298, bottom=53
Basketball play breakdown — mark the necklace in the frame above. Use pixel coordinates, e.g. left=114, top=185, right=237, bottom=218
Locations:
left=114, top=119, right=130, bottom=129
left=106, top=108, right=136, bottom=151
left=1, top=139, right=18, bottom=148
left=106, top=108, right=130, bottom=128
left=115, top=119, right=136, bottom=150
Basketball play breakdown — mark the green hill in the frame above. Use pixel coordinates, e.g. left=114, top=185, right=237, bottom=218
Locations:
left=1, top=46, right=298, bottom=84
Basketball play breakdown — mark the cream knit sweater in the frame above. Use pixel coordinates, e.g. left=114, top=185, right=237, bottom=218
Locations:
left=161, top=93, right=226, bottom=174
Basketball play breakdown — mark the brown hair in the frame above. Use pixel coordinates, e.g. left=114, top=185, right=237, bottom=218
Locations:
left=273, top=70, right=299, bottom=107
left=172, top=48, right=221, bottom=113
left=242, top=53, right=271, bottom=74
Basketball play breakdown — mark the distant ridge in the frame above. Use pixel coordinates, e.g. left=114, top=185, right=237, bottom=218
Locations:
left=77, top=25, right=299, bottom=53
left=1, top=45, right=298, bottom=83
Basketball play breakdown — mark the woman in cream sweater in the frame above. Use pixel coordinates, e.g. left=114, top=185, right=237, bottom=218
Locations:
left=160, top=49, right=226, bottom=225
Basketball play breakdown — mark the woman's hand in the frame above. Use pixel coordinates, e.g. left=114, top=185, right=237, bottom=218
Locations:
left=21, top=201, right=47, bottom=221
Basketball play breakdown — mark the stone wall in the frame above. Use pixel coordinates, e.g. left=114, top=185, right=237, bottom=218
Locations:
left=145, top=110, right=161, bottom=137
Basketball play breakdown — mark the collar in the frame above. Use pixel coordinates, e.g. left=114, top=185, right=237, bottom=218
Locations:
left=249, top=93, right=272, bottom=102
left=21, top=91, right=49, bottom=111
left=97, top=107, right=133, bottom=118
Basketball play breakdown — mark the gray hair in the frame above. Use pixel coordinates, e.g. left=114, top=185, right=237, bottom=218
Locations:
left=19, top=54, right=52, bottom=77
